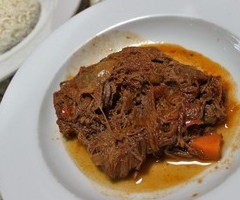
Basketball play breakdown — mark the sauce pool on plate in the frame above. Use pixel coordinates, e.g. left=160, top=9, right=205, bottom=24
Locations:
left=62, top=43, right=240, bottom=193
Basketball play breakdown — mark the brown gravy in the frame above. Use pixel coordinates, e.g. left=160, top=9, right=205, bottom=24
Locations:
left=63, top=43, right=240, bottom=193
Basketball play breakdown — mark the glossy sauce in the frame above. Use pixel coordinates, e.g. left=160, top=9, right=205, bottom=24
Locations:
left=63, top=44, right=240, bottom=193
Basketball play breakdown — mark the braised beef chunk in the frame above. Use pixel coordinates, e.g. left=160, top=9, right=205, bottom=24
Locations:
left=53, top=47, right=227, bottom=179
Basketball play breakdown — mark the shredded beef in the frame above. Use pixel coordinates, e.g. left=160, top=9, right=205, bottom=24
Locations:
left=53, top=47, right=227, bottom=179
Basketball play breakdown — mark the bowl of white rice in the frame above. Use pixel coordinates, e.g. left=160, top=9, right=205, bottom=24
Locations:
left=0, top=0, right=58, bottom=81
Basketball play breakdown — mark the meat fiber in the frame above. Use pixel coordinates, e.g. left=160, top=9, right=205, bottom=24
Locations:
left=53, top=47, right=227, bottom=179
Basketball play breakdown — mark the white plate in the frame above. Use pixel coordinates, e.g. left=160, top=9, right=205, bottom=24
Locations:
left=1, top=0, right=240, bottom=199
left=0, top=0, right=81, bottom=82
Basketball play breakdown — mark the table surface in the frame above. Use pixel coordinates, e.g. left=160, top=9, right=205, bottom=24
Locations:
left=0, top=76, right=13, bottom=102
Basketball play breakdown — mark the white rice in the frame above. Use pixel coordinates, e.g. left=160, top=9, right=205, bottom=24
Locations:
left=0, top=0, right=41, bottom=54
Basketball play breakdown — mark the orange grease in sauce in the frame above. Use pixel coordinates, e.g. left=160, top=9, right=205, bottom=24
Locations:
left=63, top=44, right=240, bottom=193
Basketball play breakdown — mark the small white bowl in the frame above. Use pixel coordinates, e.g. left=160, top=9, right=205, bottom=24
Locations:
left=0, top=0, right=58, bottom=82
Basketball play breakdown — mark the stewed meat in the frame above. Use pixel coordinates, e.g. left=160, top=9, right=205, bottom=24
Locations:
left=53, top=47, right=227, bottom=179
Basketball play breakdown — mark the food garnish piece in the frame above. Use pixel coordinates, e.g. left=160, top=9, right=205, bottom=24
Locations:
left=191, top=133, right=223, bottom=160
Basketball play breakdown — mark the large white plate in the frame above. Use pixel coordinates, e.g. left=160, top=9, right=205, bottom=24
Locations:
left=0, top=0, right=81, bottom=82
left=1, top=0, right=240, bottom=199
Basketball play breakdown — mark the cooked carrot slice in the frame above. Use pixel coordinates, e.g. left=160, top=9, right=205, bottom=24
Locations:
left=191, top=133, right=223, bottom=161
